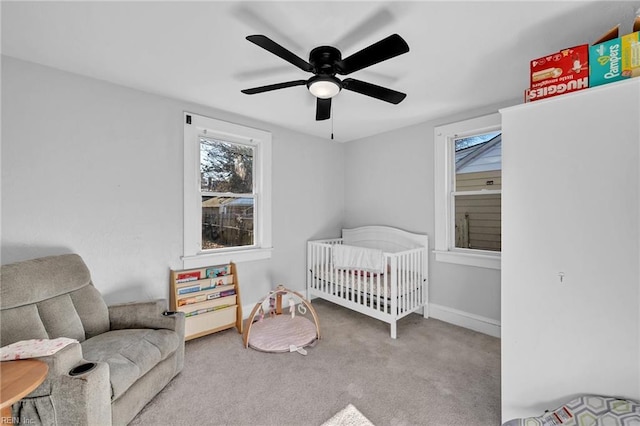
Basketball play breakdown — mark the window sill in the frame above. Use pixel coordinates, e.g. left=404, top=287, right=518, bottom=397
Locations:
left=434, top=249, right=501, bottom=270
left=182, top=247, right=273, bottom=269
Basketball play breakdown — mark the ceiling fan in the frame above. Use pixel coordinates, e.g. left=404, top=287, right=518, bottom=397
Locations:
left=241, top=34, right=409, bottom=121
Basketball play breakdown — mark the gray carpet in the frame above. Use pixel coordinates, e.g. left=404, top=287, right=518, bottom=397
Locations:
left=130, top=299, right=500, bottom=426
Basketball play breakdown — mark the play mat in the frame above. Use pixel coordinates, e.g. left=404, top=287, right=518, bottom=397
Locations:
left=243, top=285, right=319, bottom=355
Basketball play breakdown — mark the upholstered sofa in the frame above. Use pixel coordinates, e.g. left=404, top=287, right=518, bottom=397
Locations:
left=0, top=254, right=185, bottom=425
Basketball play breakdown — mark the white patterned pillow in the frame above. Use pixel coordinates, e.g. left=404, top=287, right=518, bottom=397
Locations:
left=1, top=337, right=77, bottom=361
left=502, top=395, right=640, bottom=426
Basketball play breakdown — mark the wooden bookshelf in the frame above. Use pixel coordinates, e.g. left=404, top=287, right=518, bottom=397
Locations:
left=170, top=262, right=242, bottom=340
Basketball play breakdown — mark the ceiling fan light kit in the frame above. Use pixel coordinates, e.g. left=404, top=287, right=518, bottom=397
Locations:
left=307, top=76, right=341, bottom=99
left=241, top=33, right=409, bottom=122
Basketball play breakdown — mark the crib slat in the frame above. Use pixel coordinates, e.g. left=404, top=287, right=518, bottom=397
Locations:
left=327, top=243, right=332, bottom=294
left=338, top=242, right=343, bottom=300
left=396, top=255, right=400, bottom=315
left=415, top=250, right=420, bottom=309
left=409, top=251, right=414, bottom=310
left=353, top=270, right=357, bottom=304
left=402, top=254, right=407, bottom=313
left=323, top=244, right=327, bottom=293
left=390, top=255, right=397, bottom=317
left=411, top=252, right=420, bottom=307
left=415, top=250, right=419, bottom=308
left=374, top=264, right=380, bottom=311
left=356, top=268, right=359, bottom=304
left=398, top=255, right=407, bottom=313
left=397, top=254, right=402, bottom=314
left=348, top=268, right=351, bottom=302
left=363, top=269, right=367, bottom=307
left=408, top=254, right=412, bottom=311
left=317, top=243, right=321, bottom=291
left=416, top=251, right=419, bottom=306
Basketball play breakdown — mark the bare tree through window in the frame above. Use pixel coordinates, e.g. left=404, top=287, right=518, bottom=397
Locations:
left=200, top=138, right=255, bottom=250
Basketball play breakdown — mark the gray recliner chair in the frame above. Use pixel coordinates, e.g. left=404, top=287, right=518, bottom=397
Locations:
left=0, top=254, right=185, bottom=425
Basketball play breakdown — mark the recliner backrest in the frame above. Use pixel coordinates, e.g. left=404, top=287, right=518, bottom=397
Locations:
left=0, top=254, right=110, bottom=346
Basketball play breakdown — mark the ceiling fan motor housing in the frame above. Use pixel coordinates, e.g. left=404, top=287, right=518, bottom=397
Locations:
left=309, top=46, right=342, bottom=75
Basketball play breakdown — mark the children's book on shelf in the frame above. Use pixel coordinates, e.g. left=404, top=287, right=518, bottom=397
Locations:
left=175, top=271, right=201, bottom=283
left=175, top=276, right=233, bottom=295
left=177, top=285, right=235, bottom=306
left=206, top=265, right=230, bottom=278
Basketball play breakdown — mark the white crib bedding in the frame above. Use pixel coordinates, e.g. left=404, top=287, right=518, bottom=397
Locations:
left=310, top=266, right=393, bottom=298
left=332, top=244, right=385, bottom=273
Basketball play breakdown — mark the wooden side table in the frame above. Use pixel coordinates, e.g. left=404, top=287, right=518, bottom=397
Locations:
left=0, top=360, right=48, bottom=424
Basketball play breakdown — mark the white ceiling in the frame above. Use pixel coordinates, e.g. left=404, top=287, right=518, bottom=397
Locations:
left=2, top=1, right=639, bottom=142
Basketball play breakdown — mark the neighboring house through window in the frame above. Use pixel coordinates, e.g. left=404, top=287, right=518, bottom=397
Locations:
left=434, top=113, right=501, bottom=269
left=183, top=113, right=272, bottom=269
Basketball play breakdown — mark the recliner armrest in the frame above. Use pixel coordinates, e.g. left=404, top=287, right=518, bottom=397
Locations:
left=108, top=299, right=185, bottom=335
left=54, top=361, right=112, bottom=425
left=13, top=343, right=112, bottom=425
left=33, top=341, right=84, bottom=379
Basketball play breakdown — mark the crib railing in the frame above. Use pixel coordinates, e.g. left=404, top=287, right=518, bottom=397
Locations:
left=307, top=239, right=427, bottom=318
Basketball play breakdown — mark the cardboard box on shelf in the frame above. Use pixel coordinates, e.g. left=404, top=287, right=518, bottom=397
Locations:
left=525, top=45, right=589, bottom=102
left=525, top=12, right=640, bottom=102
left=589, top=30, right=640, bottom=87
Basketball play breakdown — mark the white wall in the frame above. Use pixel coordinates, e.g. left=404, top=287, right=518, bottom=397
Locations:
left=2, top=54, right=513, bottom=336
left=343, top=103, right=515, bottom=328
left=1, top=56, right=345, bottom=307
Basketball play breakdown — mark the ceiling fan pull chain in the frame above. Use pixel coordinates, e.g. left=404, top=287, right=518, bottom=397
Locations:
left=331, top=104, right=334, bottom=140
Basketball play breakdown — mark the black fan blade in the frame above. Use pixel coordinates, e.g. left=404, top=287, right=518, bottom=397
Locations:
left=342, top=78, right=406, bottom=104
left=336, top=34, right=409, bottom=75
left=316, top=98, right=331, bottom=121
left=241, top=80, right=307, bottom=95
left=246, top=35, right=314, bottom=73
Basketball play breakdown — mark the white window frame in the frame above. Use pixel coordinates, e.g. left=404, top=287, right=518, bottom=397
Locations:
left=183, top=112, right=272, bottom=269
left=434, top=113, right=501, bottom=270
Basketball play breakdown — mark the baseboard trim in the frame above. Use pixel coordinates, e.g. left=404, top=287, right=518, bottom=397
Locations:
left=429, top=303, right=501, bottom=338
left=248, top=298, right=500, bottom=338
left=242, top=302, right=257, bottom=320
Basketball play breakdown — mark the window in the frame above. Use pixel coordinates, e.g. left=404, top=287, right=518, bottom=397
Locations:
left=200, top=138, right=255, bottom=249
left=434, top=113, right=501, bottom=269
left=183, top=113, right=272, bottom=268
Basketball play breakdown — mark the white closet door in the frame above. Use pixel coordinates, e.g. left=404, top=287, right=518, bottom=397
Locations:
left=500, top=79, right=640, bottom=421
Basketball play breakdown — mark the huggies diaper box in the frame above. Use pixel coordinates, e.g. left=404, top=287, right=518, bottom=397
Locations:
left=526, top=45, right=589, bottom=102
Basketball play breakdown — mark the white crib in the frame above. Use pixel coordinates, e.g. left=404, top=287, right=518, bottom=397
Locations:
left=307, top=226, right=428, bottom=338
